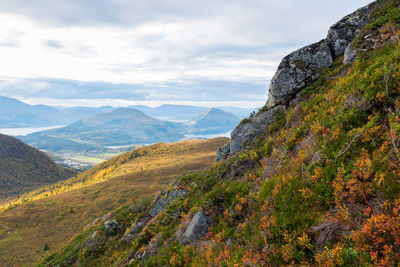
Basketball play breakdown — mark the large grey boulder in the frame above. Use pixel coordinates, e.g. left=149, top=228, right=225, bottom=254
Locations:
left=266, top=40, right=333, bottom=108
left=327, top=3, right=375, bottom=58
left=180, top=211, right=211, bottom=244
left=343, top=44, right=358, bottom=64
left=149, top=188, right=186, bottom=217
left=230, top=105, right=284, bottom=155
left=215, top=143, right=230, bottom=162
left=216, top=1, right=376, bottom=159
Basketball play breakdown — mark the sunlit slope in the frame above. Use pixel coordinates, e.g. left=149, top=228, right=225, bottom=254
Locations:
left=0, top=137, right=228, bottom=266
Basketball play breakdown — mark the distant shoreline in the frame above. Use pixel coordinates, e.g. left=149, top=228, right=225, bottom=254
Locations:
left=0, top=125, right=67, bottom=136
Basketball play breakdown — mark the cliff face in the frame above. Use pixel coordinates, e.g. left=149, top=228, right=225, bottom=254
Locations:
left=41, top=1, right=400, bottom=266
left=218, top=1, right=376, bottom=160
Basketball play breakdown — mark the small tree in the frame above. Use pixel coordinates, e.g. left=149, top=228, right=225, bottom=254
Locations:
left=44, top=243, right=49, bottom=251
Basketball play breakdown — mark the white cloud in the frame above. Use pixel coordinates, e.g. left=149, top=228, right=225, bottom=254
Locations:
left=0, top=0, right=373, bottom=104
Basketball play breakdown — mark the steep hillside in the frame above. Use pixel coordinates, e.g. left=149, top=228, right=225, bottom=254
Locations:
left=40, top=1, right=400, bottom=266
left=185, top=108, right=240, bottom=135
left=0, top=134, right=76, bottom=198
left=0, top=138, right=227, bottom=266
left=19, top=108, right=185, bottom=152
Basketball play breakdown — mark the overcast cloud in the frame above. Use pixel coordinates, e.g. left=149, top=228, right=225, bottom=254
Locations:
left=0, top=0, right=372, bottom=107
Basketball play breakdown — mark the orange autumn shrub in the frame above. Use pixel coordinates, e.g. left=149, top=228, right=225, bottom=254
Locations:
left=352, top=199, right=400, bottom=265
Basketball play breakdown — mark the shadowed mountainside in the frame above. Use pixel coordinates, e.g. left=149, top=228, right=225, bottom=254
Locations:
left=0, top=134, right=76, bottom=199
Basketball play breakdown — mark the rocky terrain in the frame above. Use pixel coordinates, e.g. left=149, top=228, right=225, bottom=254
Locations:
left=218, top=1, right=376, bottom=159
left=13, top=0, right=400, bottom=265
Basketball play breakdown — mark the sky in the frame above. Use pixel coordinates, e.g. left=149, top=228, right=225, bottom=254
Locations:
left=0, top=0, right=372, bottom=108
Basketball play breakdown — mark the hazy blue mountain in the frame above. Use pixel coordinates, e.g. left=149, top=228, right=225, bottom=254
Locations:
left=19, top=108, right=185, bottom=152
left=129, top=104, right=209, bottom=121
left=55, top=106, right=115, bottom=122
left=219, top=106, right=259, bottom=119
left=0, top=96, right=116, bottom=128
left=185, top=108, right=240, bottom=134
left=130, top=104, right=254, bottom=121
left=0, top=96, right=69, bottom=128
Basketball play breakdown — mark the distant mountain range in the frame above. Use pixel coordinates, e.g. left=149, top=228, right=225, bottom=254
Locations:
left=18, top=107, right=239, bottom=153
left=0, top=134, right=76, bottom=198
left=0, top=96, right=114, bottom=128
left=131, top=104, right=255, bottom=121
left=0, top=95, right=256, bottom=129
left=0, top=96, right=68, bottom=128
left=0, top=95, right=248, bottom=155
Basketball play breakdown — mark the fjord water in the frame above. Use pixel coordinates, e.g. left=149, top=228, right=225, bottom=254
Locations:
left=0, top=125, right=66, bottom=136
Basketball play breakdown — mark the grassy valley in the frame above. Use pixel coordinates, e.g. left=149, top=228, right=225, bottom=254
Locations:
left=0, top=137, right=228, bottom=266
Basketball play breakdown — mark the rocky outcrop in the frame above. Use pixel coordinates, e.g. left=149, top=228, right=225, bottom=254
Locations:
left=221, top=1, right=376, bottom=158
left=229, top=105, right=284, bottom=155
left=104, top=219, right=122, bottom=236
left=123, top=217, right=151, bottom=242
left=327, top=3, right=374, bottom=58
left=85, top=231, right=106, bottom=253
left=180, top=211, right=211, bottom=244
left=343, top=44, right=358, bottom=64
left=149, top=188, right=186, bottom=217
left=216, top=143, right=230, bottom=162
left=266, top=40, right=333, bottom=109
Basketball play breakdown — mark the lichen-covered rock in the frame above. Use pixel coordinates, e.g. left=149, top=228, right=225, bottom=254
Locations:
left=123, top=216, right=151, bottom=242
left=327, top=2, right=374, bottom=57
left=215, top=143, right=230, bottom=162
left=343, top=44, right=358, bottom=64
left=230, top=105, right=284, bottom=155
left=104, top=219, right=121, bottom=236
left=149, top=188, right=186, bottom=217
left=266, top=40, right=333, bottom=109
left=180, top=211, right=211, bottom=244
left=218, top=2, right=377, bottom=159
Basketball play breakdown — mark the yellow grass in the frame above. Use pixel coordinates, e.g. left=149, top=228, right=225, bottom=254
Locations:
left=0, top=137, right=228, bottom=266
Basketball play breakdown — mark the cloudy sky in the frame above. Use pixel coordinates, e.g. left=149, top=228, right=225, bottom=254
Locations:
left=0, top=0, right=371, bottom=108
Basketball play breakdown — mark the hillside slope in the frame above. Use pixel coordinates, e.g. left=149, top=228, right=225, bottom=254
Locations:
left=40, top=1, right=400, bottom=266
left=0, top=134, right=76, bottom=198
left=0, top=137, right=228, bottom=266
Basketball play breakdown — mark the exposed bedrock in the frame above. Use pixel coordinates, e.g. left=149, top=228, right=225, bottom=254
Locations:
left=219, top=1, right=376, bottom=159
